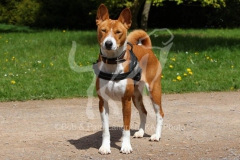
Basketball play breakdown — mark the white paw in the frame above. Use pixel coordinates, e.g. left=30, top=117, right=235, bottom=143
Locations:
left=99, top=145, right=111, bottom=155
left=133, top=130, right=144, bottom=138
left=149, top=134, right=160, bottom=141
left=120, top=143, right=133, bottom=154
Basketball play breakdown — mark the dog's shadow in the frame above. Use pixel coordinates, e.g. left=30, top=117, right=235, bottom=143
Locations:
left=68, top=127, right=149, bottom=150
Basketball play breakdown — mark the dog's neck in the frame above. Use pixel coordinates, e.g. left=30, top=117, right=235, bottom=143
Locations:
left=99, top=41, right=127, bottom=74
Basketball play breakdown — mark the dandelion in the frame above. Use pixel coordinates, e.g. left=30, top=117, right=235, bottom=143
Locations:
left=50, top=62, right=54, bottom=66
left=231, top=65, right=234, bottom=68
left=186, top=68, right=191, bottom=72
left=206, top=56, right=210, bottom=60
left=11, top=80, right=16, bottom=84
left=195, top=52, right=198, bottom=55
left=189, top=71, right=193, bottom=75
left=169, top=65, right=173, bottom=68
left=63, top=30, right=66, bottom=33
left=171, top=58, right=176, bottom=61
left=173, top=79, right=177, bottom=82
left=177, top=76, right=182, bottom=81
left=161, top=75, right=164, bottom=78
left=183, top=73, right=187, bottom=76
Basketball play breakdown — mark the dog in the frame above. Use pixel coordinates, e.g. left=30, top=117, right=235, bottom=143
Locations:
left=93, top=4, right=164, bottom=154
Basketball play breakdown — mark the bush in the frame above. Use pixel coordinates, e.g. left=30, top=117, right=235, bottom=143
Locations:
left=0, top=0, right=40, bottom=26
left=1, top=0, right=240, bottom=29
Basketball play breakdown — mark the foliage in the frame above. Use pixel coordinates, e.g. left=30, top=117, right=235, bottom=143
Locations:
left=151, top=0, right=226, bottom=8
left=0, top=0, right=40, bottom=26
left=1, top=0, right=240, bottom=29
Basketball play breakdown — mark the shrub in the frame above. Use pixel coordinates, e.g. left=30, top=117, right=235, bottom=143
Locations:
left=0, top=0, right=40, bottom=26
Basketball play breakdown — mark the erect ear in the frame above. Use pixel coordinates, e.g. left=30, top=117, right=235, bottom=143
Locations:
left=118, top=8, right=132, bottom=29
left=96, top=4, right=109, bottom=26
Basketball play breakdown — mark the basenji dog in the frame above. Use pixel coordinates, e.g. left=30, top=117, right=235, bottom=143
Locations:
left=93, top=4, right=164, bottom=154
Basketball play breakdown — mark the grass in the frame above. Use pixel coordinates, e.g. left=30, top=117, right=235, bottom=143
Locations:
left=0, top=24, right=239, bottom=101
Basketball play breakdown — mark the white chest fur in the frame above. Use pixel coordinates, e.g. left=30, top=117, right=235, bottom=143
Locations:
left=98, top=62, right=127, bottom=101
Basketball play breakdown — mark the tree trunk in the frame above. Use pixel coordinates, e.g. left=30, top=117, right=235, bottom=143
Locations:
left=141, top=0, right=152, bottom=31
left=131, top=0, right=145, bottom=29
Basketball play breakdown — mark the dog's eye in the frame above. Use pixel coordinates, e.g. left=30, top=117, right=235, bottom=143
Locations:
left=101, top=29, right=106, bottom=33
left=116, top=30, right=121, bottom=34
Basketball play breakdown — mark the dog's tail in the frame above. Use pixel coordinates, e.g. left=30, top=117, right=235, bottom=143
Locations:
left=127, top=29, right=152, bottom=48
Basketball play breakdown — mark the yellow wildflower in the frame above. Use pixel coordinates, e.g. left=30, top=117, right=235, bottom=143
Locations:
left=50, top=62, right=54, bottom=66
left=183, top=73, right=187, bottom=76
left=231, top=65, right=234, bottom=68
left=173, top=79, right=177, bottom=82
left=177, top=76, right=182, bottom=81
left=187, top=68, right=191, bottom=72
left=171, top=58, right=176, bottom=61
left=11, top=80, right=16, bottom=84
left=169, top=65, right=173, bottom=68
left=63, top=30, right=66, bottom=33
left=189, top=71, right=193, bottom=75
left=161, top=75, right=164, bottom=78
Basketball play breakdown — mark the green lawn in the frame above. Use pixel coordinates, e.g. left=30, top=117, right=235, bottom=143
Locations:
left=0, top=25, right=239, bottom=101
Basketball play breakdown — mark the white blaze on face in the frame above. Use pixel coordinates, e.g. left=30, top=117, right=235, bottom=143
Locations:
left=102, top=29, right=117, bottom=51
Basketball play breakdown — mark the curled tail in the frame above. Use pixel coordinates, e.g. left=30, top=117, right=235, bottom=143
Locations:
left=127, top=29, right=152, bottom=48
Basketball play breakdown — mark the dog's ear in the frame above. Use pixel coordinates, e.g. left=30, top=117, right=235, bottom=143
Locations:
left=96, top=4, right=109, bottom=25
left=118, top=8, right=132, bottom=29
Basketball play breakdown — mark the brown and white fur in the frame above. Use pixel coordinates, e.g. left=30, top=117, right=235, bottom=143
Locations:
left=95, top=4, right=164, bottom=154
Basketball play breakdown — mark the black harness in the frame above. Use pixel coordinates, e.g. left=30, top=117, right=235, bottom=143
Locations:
left=93, top=42, right=142, bottom=81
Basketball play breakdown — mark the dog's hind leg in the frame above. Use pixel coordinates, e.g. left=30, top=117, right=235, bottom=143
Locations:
left=147, top=79, right=164, bottom=142
left=132, top=82, right=147, bottom=138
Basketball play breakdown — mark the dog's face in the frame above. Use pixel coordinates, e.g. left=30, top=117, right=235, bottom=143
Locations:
left=96, top=4, right=132, bottom=53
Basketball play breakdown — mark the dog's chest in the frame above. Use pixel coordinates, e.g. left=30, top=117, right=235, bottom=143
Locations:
left=99, top=63, right=127, bottom=101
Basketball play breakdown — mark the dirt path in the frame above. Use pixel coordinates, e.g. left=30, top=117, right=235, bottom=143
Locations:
left=0, top=91, right=240, bottom=159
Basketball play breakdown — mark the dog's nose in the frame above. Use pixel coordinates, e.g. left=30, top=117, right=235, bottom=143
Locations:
left=105, top=40, right=113, bottom=50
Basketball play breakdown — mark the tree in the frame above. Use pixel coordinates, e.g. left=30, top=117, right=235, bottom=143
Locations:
left=95, top=0, right=227, bottom=29
left=132, top=0, right=227, bottom=29
left=141, top=0, right=152, bottom=31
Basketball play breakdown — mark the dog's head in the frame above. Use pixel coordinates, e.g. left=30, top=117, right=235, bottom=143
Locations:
left=96, top=4, right=132, bottom=55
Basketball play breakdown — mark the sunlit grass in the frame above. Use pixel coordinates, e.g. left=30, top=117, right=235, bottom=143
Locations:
left=152, top=29, right=240, bottom=93
left=0, top=26, right=239, bottom=101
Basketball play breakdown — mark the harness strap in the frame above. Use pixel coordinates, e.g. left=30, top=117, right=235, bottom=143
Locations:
left=93, top=42, right=142, bottom=81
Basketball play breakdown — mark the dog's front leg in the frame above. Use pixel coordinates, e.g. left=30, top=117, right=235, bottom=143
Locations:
left=120, top=96, right=133, bottom=154
left=99, top=99, right=111, bottom=154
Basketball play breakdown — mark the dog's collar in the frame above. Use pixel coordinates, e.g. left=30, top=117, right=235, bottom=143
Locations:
left=100, top=49, right=126, bottom=64
left=93, top=42, right=142, bottom=82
